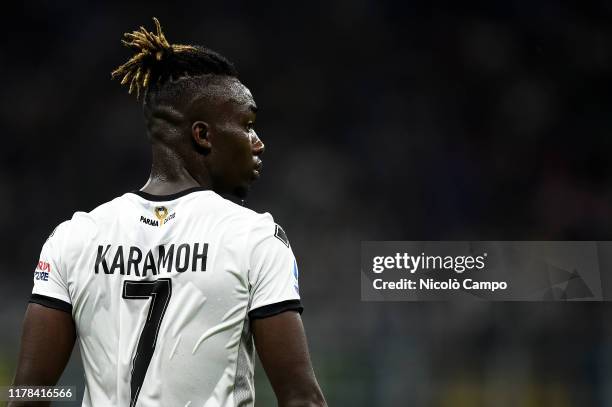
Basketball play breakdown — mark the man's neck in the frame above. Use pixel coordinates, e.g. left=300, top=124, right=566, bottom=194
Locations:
left=141, top=144, right=212, bottom=196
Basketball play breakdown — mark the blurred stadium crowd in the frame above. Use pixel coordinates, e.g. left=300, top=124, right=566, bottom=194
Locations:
left=2, top=1, right=612, bottom=405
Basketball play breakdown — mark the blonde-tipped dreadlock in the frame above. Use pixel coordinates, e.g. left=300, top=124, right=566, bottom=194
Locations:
left=111, top=17, right=236, bottom=101
left=111, top=17, right=195, bottom=99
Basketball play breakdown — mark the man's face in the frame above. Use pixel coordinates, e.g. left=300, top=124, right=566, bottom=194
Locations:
left=203, top=79, right=264, bottom=198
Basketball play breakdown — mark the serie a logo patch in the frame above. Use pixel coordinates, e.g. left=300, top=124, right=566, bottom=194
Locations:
left=293, top=259, right=299, bottom=294
left=34, top=260, right=51, bottom=281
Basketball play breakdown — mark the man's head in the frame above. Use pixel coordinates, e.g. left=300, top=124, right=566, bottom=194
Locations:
left=112, top=18, right=264, bottom=198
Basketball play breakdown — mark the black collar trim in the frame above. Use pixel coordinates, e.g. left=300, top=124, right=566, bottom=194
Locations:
left=129, top=187, right=245, bottom=206
left=130, top=187, right=211, bottom=202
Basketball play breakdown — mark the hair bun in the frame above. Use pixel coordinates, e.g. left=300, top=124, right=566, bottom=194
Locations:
left=111, top=17, right=193, bottom=99
left=122, top=18, right=171, bottom=57
left=111, top=17, right=237, bottom=103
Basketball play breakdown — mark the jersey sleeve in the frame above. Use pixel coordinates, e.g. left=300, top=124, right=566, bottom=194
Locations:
left=246, top=214, right=303, bottom=319
left=30, top=222, right=72, bottom=313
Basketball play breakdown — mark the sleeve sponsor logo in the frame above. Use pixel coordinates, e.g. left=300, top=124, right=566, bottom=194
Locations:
left=274, top=224, right=290, bottom=247
left=35, top=260, right=51, bottom=281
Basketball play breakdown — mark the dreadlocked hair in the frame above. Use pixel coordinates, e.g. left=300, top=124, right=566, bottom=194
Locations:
left=111, top=17, right=238, bottom=102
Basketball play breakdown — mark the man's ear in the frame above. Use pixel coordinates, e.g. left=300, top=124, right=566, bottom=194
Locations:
left=192, top=121, right=212, bottom=149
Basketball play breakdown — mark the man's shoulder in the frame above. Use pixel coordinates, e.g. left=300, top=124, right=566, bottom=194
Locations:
left=209, top=193, right=270, bottom=221
left=70, top=194, right=126, bottom=227
left=202, top=193, right=281, bottom=239
left=49, top=194, right=129, bottom=243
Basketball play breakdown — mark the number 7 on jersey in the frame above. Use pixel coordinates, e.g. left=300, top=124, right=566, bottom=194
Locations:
left=122, top=279, right=172, bottom=407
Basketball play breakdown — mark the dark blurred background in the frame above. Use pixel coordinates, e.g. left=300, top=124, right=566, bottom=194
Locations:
left=2, top=1, right=612, bottom=406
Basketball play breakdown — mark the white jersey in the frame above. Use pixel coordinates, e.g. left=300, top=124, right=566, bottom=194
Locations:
left=30, top=187, right=302, bottom=407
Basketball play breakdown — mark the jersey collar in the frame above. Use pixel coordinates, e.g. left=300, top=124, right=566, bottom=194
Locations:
left=130, top=187, right=245, bottom=206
